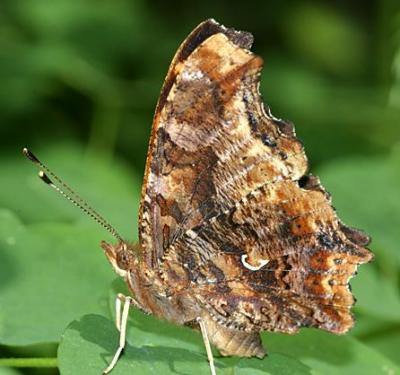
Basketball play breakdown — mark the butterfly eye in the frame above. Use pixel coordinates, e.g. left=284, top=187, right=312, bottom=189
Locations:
left=116, top=250, right=131, bottom=271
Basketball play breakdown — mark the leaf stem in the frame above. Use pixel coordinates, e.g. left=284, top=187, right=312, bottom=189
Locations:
left=0, top=357, right=57, bottom=368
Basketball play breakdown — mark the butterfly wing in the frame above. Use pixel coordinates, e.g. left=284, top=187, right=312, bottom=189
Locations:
left=139, top=19, right=373, bottom=351
left=162, top=176, right=372, bottom=335
left=139, top=19, right=307, bottom=268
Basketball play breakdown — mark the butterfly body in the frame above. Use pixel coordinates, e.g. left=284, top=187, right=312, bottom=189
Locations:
left=101, top=241, right=193, bottom=322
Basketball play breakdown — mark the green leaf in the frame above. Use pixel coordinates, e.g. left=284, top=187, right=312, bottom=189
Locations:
left=58, top=314, right=210, bottom=375
left=0, top=209, right=116, bottom=346
left=265, top=329, right=399, bottom=375
left=58, top=314, right=311, bottom=375
left=58, top=312, right=398, bottom=375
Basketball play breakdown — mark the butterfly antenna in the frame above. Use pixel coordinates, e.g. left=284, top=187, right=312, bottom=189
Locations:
left=22, top=147, right=124, bottom=243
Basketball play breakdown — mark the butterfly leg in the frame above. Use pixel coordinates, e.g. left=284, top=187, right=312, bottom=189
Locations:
left=197, top=317, right=217, bottom=375
left=103, top=295, right=132, bottom=374
left=114, top=293, right=126, bottom=331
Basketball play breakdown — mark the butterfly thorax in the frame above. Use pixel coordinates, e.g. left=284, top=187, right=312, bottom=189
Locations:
left=101, top=240, right=199, bottom=324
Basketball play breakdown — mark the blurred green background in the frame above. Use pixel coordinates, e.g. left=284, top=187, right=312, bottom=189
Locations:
left=0, top=1, right=399, bottom=374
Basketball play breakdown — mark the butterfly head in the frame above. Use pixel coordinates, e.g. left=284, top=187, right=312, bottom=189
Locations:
left=101, top=240, right=137, bottom=278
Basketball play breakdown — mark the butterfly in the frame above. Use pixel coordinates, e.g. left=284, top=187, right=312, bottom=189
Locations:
left=24, top=19, right=373, bottom=375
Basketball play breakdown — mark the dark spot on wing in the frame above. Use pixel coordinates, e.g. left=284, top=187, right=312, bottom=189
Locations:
left=220, top=243, right=244, bottom=254
left=317, top=233, right=336, bottom=249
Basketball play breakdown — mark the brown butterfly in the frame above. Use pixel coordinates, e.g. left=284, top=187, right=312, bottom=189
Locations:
left=24, top=19, right=373, bottom=375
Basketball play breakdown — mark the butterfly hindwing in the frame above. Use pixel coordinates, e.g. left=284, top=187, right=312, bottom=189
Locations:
left=160, top=176, right=371, bottom=334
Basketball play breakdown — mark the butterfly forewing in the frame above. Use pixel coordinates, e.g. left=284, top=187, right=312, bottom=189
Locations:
left=139, top=19, right=307, bottom=268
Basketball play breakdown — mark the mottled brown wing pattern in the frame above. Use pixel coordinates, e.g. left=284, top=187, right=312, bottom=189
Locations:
left=161, top=176, right=372, bottom=334
left=139, top=19, right=307, bottom=268
left=139, top=18, right=373, bottom=338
